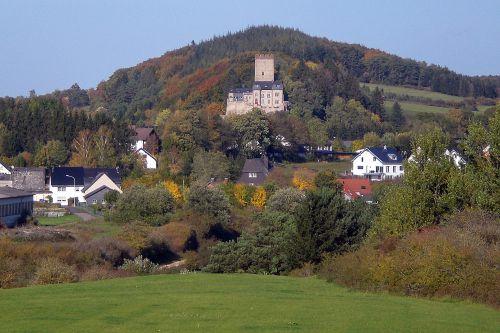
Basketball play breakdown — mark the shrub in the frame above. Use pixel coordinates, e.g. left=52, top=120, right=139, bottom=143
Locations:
left=320, top=210, right=500, bottom=306
left=292, top=168, right=315, bottom=190
left=159, top=222, right=198, bottom=253
left=186, top=184, right=230, bottom=225
left=108, top=184, right=174, bottom=226
left=141, top=230, right=179, bottom=264
left=250, top=187, right=267, bottom=209
left=120, top=255, right=159, bottom=275
left=33, top=258, right=78, bottom=285
left=118, top=221, right=152, bottom=251
left=266, top=187, right=305, bottom=214
left=74, top=237, right=134, bottom=267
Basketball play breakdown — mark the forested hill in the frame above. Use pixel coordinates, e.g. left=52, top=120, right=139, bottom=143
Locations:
left=85, top=25, right=499, bottom=121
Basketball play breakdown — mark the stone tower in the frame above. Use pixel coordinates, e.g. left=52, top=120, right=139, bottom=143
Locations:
left=254, top=54, right=274, bottom=82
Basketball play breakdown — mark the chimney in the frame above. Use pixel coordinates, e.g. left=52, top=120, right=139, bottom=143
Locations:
left=383, top=145, right=387, bottom=150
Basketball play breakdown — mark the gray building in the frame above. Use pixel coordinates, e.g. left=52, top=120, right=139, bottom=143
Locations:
left=12, top=167, right=50, bottom=202
left=238, top=158, right=270, bottom=186
left=0, top=187, right=34, bottom=227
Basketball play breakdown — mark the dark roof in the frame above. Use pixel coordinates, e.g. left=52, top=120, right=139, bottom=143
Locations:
left=133, top=127, right=155, bottom=140
left=50, top=167, right=85, bottom=186
left=51, top=167, right=121, bottom=187
left=229, top=88, right=252, bottom=94
left=0, top=187, right=33, bottom=199
left=252, top=81, right=283, bottom=90
left=83, top=168, right=121, bottom=186
left=365, top=147, right=403, bottom=164
left=83, top=185, right=113, bottom=199
left=241, top=158, right=269, bottom=173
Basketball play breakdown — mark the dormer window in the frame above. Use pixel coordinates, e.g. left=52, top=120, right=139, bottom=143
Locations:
left=388, top=154, right=397, bottom=161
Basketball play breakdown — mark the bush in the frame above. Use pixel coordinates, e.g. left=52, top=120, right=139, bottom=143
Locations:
left=319, top=210, right=500, bottom=306
left=120, top=255, right=159, bottom=275
left=33, top=258, right=78, bottom=285
left=74, top=237, right=134, bottom=267
left=186, top=184, right=230, bottom=225
left=108, top=185, right=174, bottom=226
left=205, top=211, right=300, bottom=274
left=266, top=187, right=305, bottom=214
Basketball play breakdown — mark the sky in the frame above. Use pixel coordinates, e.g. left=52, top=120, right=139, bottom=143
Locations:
left=0, top=0, right=499, bottom=97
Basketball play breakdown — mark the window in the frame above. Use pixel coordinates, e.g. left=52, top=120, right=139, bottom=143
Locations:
left=249, top=173, right=257, bottom=178
left=57, top=187, right=66, bottom=191
left=373, top=157, right=376, bottom=161
left=399, top=166, right=403, bottom=171
left=357, top=166, right=363, bottom=169
left=361, top=186, right=366, bottom=189
left=275, top=92, right=279, bottom=97
left=361, top=157, right=364, bottom=162
left=393, top=166, right=396, bottom=173
left=92, top=199, right=97, bottom=204
left=261, top=72, right=264, bottom=76
left=267, top=99, right=270, bottom=105
left=386, top=166, right=390, bottom=173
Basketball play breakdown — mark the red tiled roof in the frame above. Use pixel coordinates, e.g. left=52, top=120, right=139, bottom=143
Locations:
left=337, top=178, right=372, bottom=200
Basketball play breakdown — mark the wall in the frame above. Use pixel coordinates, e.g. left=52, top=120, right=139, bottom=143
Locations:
left=255, top=55, right=274, bottom=82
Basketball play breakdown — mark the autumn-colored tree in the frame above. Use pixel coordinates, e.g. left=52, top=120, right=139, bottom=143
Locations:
left=163, top=180, right=183, bottom=204
left=351, top=139, right=364, bottom=152
left=233, top=183, right=248, bottom=207
left=292, top=168, right=315, bottom=191
left=69, top=129, right=95, bottom=167
left=93, top=126, right=116, bottom=167
left=251, top=186, right=267, bottom=209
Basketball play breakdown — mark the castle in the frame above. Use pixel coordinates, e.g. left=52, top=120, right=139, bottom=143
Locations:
left=225, top=54, right=286, bottom=115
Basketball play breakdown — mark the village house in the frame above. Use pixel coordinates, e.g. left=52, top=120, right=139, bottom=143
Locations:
left=49, top=167, right=121, bottom=206
left=337, top=177, right=372, bottom=202
left=0, top=161, right=11, bottom=175
left=351, top=146, right=404, bottom=180
left=83, top=172, right=123, bottom=205
left=408, top=147, right=467, bottom=169
left=0, top=187, right=34, bottom=227
left=131, top=127, right=160, bottom=169
left=238, top=157, right=270, bottom=186
left=226, top=54, right=286, bottom=115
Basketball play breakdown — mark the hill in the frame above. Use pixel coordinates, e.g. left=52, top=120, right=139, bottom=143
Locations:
left=88, top=25, right=500, bottom=122
left=0, top=273, right=498, bottom=332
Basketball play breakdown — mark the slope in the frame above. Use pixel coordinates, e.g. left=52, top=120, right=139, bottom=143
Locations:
left=0, top=273, right=498, bottom=332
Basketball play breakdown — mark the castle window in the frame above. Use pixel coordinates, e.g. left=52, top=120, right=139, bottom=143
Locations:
left=262, top=72, right=264, bottom=76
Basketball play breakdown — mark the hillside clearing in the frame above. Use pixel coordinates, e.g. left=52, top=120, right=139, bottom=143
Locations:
left=362, top=83, right=465, bottom=102
left=0, top=274, right=497, bottom=333
left=384, top=100, right=451, bottom=114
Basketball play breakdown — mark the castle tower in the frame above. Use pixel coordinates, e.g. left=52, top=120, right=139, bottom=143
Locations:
left=254, top=54, right=274, bottom=82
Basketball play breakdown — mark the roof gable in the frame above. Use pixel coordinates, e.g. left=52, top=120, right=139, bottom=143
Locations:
left=241, top=158, right=269, bottom=173
left=354, top=147, right=403, bottom=164
left=133, top=127, right=155, bottom=140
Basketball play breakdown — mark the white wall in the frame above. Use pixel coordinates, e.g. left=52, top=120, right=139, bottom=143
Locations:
left=352, top=150, right=404, bottom=179
left=0, top=164, right=11, bottom=175
left=137, top=149, right=157, bottom=169
left=49, top=185, right=85, bottom=206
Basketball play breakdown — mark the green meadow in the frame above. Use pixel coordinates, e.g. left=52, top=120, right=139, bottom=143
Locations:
left=362, top=83, right=465, bottom=102
left=0, top=274, right=498, bottom=333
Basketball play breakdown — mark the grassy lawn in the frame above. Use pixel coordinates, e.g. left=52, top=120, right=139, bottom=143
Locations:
left=37, top=214, right=82, bottom=226
left=362, top=83, right=465, bottom=102
left=0, top=274, right=497, bottom=333
left=384, top=100, right=451, bottom=115
left=62, top=219, right=123, bottom=239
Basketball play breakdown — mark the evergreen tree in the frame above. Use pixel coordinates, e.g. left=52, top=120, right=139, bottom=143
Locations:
left=391, top=101, right=404, bottom=130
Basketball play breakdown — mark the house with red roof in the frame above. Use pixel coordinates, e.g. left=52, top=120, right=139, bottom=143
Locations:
left=337, top=177, right=372, bottom=201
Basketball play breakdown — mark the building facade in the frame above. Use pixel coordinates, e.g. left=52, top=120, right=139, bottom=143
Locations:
left=226, top=54, right=286, bottom=115
left=351, top=147, right=404, bottom=180
left=0, top=187, right=33, bottom=227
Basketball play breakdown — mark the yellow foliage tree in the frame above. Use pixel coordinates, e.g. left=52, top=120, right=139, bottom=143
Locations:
left=251, top=187, right=267, bottom=209
left=163, top=180, right=183, bottom=204
left=351, top=139, right=364, bottom=152
left=292, top=168, right=315, bottom=191
left=233, top=183, right=248, bottom=207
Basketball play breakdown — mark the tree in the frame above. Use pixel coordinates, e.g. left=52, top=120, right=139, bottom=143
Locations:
left=93, top=126, right=116, bottom=167
left=191, top=150, right=230, bottom=182
left=108, top=185, right=174, bottom=226
left=0, top=123, right=11, bottom=156
left=34, top=140, right=68, bottom=167
left=314, top=170, right=341, bottom=190
left=266, top=187, right=305, bottom=214
left=186, top=183, right=231, bottom=225
left=251, top=186, right=267, bottom=209
left=391, top=101, right=404, bottom=130
left=163, top=180, right=183, bottom=204
left=370, top=87, right=385, bottom=120
left=296, top=187, right=373, bottom=262
left=69, top=130, right=95, bottom=167
left=292, top=168, right=315, bottom=191
left=362, top=132, right=382, bottom=147
left=205, top=211, right=300, bottom=274
left=227, top=109, right=271, bottom=157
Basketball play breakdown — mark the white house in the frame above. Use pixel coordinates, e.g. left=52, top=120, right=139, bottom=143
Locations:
left=352, top=146, right=404, bottom=180
left=50, top=167, right=121, bottom=206
left=0, top=162, right=11, bottom=175
left=136, top=148, right=158, bottom=169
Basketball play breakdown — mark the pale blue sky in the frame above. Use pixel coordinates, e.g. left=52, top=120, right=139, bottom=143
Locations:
left=1, top=0, right=499, bottom=97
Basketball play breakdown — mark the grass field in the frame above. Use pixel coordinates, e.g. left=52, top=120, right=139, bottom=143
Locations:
left=384, top=100, right=451, bottom=115
left=267, top=161, right=352, bottom=187
left=362, top=83, right=465, bottom=102
left=0, top=274, right=497, bottom=332
left=37, top=214, right=82, bottom=226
